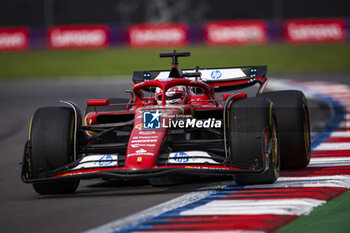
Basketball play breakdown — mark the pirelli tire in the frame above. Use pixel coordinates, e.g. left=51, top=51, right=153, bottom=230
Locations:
left=29, top=107, right=79, bottom=195
left=259, top=90, right=311, bottom=169
left=227, top=97, right=280, bottom=186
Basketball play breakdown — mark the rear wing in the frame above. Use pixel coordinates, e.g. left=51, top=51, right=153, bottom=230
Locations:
left=132, top=66, right=267, bottom=92
left=133, top=66, right=266, bottom=82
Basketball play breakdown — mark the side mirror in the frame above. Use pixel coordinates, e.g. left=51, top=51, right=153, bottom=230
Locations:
left=87, top=99, right=110, bottom=106
left=222, top=93, right=233, bottom=101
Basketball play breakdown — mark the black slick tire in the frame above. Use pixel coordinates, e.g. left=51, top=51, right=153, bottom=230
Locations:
left=227, top=97, right=280, bottom=185
left=29, top=107, right=79, bottom=194
left=260, top=90, right=310, bottom=169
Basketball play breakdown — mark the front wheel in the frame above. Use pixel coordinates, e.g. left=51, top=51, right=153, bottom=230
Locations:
left=227, top=97, right=280, bottom=186
left=29, top=107, right=79, bottom=194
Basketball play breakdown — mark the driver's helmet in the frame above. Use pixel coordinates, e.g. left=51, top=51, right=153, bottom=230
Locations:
left=155, top=86, right=187, bottom=105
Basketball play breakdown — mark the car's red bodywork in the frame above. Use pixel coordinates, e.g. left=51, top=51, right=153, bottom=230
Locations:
left=22, top=52, right=273, bottom=184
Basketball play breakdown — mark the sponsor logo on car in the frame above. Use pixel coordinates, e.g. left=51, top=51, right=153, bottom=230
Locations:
left=135, top=124, right=144, bottom=130
left=163, top=118, right=221, bottom=128
left=173, top=152, right=189, bottom=163
left=73, top=154, right=118, bottom=170
left=131, top=139, right=157, bottom=143
left=132, top=135, right=158, bottom=140
left=139, top=130, right=156, bottom=135
left=131, top=144, right=156, bottom=148
left=143, top=111, right=221, bottom=129
left=128, top=148, right=154, bottom=156
left=143, top=111, right=161, bottom=129
left=99, top=155, right=113, bottom=166
left=136, top=148, right=147, bottom=154
left=168, top=151, right=220, bottom=165
left=211, top=70, right=222, bottom=79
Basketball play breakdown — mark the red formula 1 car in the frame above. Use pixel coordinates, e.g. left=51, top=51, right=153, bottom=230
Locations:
left=22, top=51, right=311, bottom=194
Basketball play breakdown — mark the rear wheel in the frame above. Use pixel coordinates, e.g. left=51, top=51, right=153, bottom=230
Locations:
left=29, top=107, right=79, bottom=194
left=227, top=97, right=280, bottom=185
left=260, top=90, right=310, bottom=169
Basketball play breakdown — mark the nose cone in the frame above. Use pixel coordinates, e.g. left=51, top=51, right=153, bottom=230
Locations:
left=125, top=106, right=188, bottom=169
left=125, top=127, right=166, bottom=169
left=125, top=108, right=167, bottom=169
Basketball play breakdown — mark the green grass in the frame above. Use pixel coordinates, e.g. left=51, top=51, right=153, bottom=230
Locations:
left=0, top=43, right=349, bottom=79
left=276, top=190, right=350, bottom=233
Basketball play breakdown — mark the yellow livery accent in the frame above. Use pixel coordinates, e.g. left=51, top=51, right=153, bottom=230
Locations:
left=70, top=117, right=74, bottom=142
left=269, top=102, right=273, bottom=126
left=28, top=115, right=33, bottom=141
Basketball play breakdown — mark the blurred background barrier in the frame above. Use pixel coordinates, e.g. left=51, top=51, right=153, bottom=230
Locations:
left=128, top=24, right=189, bottom=48
left=0, top=18, right=349, bottom=51
left=0, top=0, right=349, bottom=51
left=205, top=20, right=267, bottom=45
left=0, top=28, right=29, bottom=51
left=48, top=25, right=109, bottom=49
left=285, top=19, right=346, bottom=43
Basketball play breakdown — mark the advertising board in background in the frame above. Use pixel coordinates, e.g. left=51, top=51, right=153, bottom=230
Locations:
left=0, top=28, right=28, bottom=51
left=205, top=20, right=267, bottom=45
left=286, top=19, right=346, bottom=43
left=128, top=24, right=188, bottom=48
left=48, top=25, right=109, bottom=49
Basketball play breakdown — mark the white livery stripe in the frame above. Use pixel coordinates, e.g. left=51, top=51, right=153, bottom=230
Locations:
left=73, top=154, right=118, bottom=170
left=314, top=143, right=350, bottom=151
left=180, top=199, right=325, bottom=216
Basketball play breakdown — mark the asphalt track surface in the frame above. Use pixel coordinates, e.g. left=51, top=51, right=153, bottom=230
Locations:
left=0, top=74, right=347, bottom=233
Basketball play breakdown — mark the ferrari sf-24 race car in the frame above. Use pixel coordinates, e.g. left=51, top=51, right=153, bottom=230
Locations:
left=21, top=51, right=311, bottom=194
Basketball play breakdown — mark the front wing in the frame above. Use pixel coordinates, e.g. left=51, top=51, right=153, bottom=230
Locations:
left=21, top=150, right=268, bottom=184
